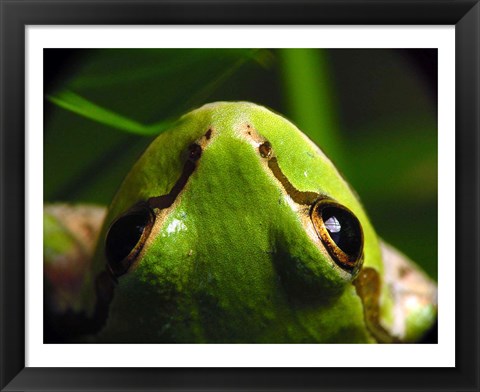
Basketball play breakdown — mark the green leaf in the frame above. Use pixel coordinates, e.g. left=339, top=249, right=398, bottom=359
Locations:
left=47, top=90, right=173, bottom=136
left=280, top=49, right=346, bottom=169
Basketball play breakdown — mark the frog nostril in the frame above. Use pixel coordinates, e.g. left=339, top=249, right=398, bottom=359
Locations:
left=259, top=141, right=272, bottom=158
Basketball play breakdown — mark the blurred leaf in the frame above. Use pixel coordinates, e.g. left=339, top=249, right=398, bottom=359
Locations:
left=48, top=90, right=173, bottom=136
left=280, top=49, right=346, bottom=169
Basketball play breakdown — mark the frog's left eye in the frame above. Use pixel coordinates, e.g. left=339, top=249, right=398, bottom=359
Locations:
left=310, top=199, right=364, bottom=272
left=105, top=206, right=155, bottom=277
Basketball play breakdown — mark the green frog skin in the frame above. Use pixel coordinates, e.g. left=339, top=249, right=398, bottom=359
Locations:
left=44, top=102, right=437, bottom=343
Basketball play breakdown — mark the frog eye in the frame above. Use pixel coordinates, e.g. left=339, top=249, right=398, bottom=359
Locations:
left=105, top=205, right=155, bottom=277
left=310, top=199, right=364, bottom=272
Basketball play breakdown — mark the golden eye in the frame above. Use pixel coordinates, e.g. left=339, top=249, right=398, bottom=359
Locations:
left=105, top=205, right=155, bottom=277
left=311, top=199, right=364, bottom=272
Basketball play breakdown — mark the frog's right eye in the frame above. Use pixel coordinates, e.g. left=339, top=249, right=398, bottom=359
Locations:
left=105, top=206, right=155, bottom=277
left=310, top=199, right=364, bottom=274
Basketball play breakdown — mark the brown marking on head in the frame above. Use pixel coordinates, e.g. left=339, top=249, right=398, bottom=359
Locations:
left=241, top=125, right=320, bottom=205
left=267, top=157, right=319, bottom=206
left=205, top=128, right=213, bottom=140
left=148, top=142, right=203, bottom=210
left=353, top=267, right=401, bottom=343
left=248, top=134, right=319, bottom=206
left=239, top=123, right=263, bottom=143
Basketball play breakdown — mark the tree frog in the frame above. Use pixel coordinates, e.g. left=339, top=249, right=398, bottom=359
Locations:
left=44, top=102, right=437, bottom=343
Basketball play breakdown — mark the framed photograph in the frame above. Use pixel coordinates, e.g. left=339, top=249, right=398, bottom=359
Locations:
left=1, top=1, right=479, bottom=391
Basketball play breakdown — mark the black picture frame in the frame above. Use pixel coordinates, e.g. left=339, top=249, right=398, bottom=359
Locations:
left=1, top=1, right=478, bottom=391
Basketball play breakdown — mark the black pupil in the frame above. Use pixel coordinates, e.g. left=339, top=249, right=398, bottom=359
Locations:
left=322, top=207, right=362, bottom=257
left=106, top=210, right=150, bottom=267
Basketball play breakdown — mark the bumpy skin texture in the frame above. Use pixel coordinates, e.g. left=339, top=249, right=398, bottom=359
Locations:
left=76, top=102, right=435, bottom=343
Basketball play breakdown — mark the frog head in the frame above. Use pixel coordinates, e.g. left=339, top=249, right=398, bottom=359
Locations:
left=81, top=102, right=436, bottom=343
